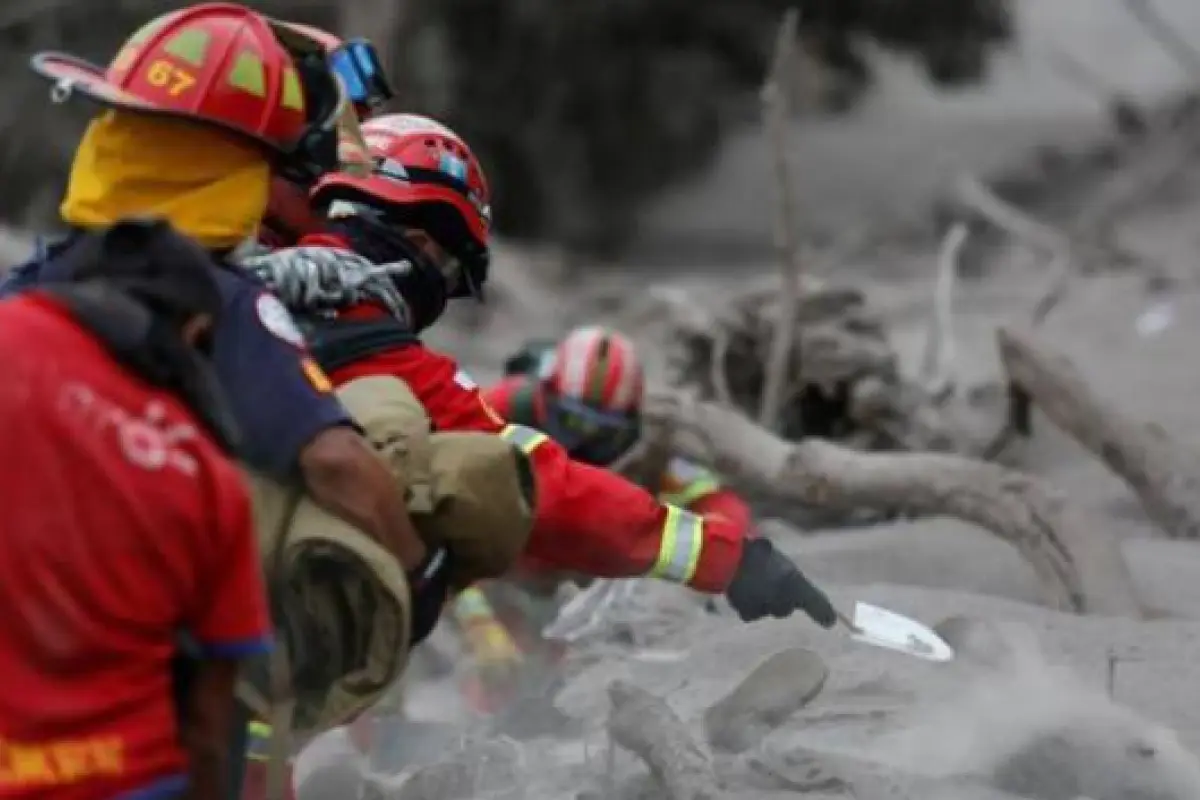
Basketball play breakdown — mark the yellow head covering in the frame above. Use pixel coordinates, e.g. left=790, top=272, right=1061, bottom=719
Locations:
left=60, top=110, right=270, bottom=251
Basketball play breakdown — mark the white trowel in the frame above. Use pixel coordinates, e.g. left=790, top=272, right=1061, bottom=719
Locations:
left=837, top=601, right=954, bottom=662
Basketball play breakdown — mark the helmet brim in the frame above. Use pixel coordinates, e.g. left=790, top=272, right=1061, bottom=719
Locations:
left=29, top=51, right=288, bottom=156
left=313, top=177, right=489, bottom=301
left=31, top=52, right=163, bottom=117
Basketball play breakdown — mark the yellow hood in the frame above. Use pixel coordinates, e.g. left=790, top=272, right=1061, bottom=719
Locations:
left=61, top=110, right=270, bottom=251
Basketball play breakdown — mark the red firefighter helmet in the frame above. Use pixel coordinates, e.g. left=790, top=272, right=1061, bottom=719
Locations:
left=311, top=113, right=492, bottom=298
left=279, top=21, right=343, bottom=52
left=29, top=3, right=347, bottom=184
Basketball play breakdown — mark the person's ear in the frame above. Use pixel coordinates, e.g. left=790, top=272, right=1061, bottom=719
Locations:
left=180, top=313, right=215, bottom=353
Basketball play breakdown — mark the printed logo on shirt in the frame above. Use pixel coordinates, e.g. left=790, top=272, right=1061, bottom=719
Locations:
left=0, top=734, right=125, bottom=789
left=453, top=369, right=477, bottom=391
left=301, top=358, right=334, bottom=393
left=58, top=386, right=200, bottom=477
left=255, top=294, right=307, bottom=348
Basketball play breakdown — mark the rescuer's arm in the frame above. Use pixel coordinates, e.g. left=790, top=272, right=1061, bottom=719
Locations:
left=401, top=351, right=832, bottom=626
left=227, top=288, right=428, bottom=570
left=299, top=428, right=428, bottom=569
left=181, top=659, right=240, bottom=800
left=660, top=457, right=754, bottom=539
left=522, top=443, right=836, bottom=627
left=184, top=466, right=274, bottom=800
left=688, top=489, right=753, bottom=537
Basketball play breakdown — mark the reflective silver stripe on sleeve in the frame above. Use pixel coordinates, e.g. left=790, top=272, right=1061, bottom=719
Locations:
left=651, top=505, right=704, bottom=584
left=499, top=423, right=549, bottom=455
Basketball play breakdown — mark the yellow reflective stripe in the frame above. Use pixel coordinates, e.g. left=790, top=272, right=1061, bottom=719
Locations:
left=454, top=586, right=497, bottom=624
left=246, top=722, right=272, bottom=762
left=660, top=476, right=721, bottom=509
left=651, top=505, right=704, bottom=585
left=499, top=424, right=548, bottom=455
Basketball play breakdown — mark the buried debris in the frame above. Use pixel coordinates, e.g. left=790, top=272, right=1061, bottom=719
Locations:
left=703, top=647, right=829, bottom=754
left=989, top=719, right=1200, bottom=800
left=731, top=746, right=1030, bottom=799
left=659, top=277, right=975, bottom=454
left=364, top=736, right=525, bottom=800
left=607, top=680, right=723, bottom=800
left=933, top=616, right=1017, bottom=668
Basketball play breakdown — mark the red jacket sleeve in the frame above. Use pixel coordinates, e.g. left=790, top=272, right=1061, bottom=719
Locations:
left=481, top=377, right=522, bottom=419
left=332, top=337, right=747, bottom=591
left=520, top=444, right=743, bottom=590
left=688, top=489, right=753, bottom=541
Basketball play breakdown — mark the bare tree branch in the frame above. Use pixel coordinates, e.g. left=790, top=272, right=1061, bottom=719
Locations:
left=647, top=393, right=1143, bottom=616
left=608, top=681, right=722, bottom=800
left=954, top=173, right=1070, bottom=258
left=998, top=327, right=1200, bottom=540
left=1121, top=0, right=1200, bottom=82
left=919, top=223, right=969, bottom=396
left=758, top=8, right=805, bottom=431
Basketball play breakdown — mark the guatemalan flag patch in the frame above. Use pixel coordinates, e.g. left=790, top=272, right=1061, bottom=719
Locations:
left=439, top=152, right=468, bottom=181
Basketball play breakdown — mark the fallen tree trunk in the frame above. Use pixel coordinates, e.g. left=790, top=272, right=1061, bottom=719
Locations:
left=646, top=394, right=1141, bottom=616
left=608, top=681, right=723, bottom=800
left=997, top=327, right=1200, bottom=540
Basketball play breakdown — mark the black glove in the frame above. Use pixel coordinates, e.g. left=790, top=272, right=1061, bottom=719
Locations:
left=408, top=546, right=452, bottom=647
left=725, top=538, right=837, bottom=628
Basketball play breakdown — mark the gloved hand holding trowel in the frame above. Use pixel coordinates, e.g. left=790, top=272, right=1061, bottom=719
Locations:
left=725, top=537, right=953, bottom=662
left=725, top=537, right=838, bottom=627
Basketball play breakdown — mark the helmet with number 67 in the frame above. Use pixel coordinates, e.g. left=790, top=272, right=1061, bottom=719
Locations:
left=29, top=2, right=347, bottom=183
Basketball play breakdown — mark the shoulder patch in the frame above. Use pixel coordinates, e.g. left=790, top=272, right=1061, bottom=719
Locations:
left=301, top=358, right=334, bottom=393
left=255, top=293, right=306, bottom=348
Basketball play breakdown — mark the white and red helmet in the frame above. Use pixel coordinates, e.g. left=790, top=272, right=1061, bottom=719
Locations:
left=538, top=326, right=644, bottom=465
left=542, top=326, right=644, bottom=413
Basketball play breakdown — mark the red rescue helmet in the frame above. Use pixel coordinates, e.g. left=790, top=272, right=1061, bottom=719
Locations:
left=29, top=2, right=347, bottom=185
left=311, top=113, right=492, bottom=299
left=544, top=326, right=645, bottom=413
left=537, top=326, right=645, bottom=466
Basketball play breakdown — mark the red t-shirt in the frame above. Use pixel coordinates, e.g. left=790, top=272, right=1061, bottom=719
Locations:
left=0, top=295, right=272, bottom=800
